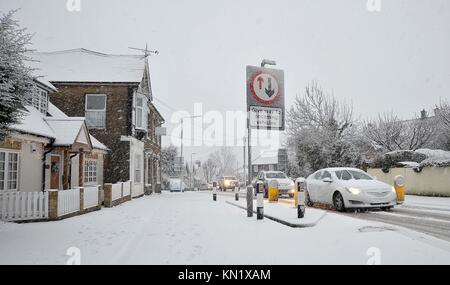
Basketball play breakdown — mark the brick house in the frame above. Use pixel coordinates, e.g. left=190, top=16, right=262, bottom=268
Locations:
left=32, top=49, right=165, bottom=197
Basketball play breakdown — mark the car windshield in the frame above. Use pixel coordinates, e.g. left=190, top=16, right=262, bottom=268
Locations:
left=335, top=170, right=373, bottom=181
left=224, top=177, right=236, bottom=180
left=266, top=172, right=287, bottom=179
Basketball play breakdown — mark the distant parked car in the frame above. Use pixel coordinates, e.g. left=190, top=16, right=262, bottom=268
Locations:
left=252, top=171, right=296, bottom=198
left=168, top=179, right=187, bottom=193
left=218, top=176, right=239, bottom=191
left=305, top=167, right=397, bottom=212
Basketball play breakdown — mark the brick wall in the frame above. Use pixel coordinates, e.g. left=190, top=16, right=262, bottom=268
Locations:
left=49, top=84, right=135, bottom=184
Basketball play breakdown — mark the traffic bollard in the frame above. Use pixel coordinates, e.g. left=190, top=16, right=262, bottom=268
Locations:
left=296, top=178, right=306, bottom=219
left=213, top=181, right=217, bottom=201
left=235, top=185, right=239, bottom=201
left=394, top=175, right=405, bottom=205
left=256, top=181, right=264, bottom=220
left=268, top=180, right=279, bottom=202
left=247, top=186, right=253, bottom=217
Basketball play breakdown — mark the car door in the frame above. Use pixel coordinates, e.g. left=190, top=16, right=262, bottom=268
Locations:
left=307, top=171, right=322, bottom=202
left=317, top=171, right=334, bottom=204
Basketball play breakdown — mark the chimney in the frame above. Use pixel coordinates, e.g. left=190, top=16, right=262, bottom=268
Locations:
left=420, top=109, right=427, bottom=119
left=434, top=107, right=441, bottom=117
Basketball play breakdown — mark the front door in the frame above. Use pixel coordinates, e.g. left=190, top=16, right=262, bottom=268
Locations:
left=50, top=155, right=61, bottom=189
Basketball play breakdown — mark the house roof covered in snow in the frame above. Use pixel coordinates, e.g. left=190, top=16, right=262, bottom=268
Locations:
left=253, top=153, right=279, bottom=166
left=45, top=117, right=90, bottom=147
left=10, top=106, right=56, bottom=139
left=30, top=49, right=147, bottom=84
left=46, top=102, right=109, bottom=151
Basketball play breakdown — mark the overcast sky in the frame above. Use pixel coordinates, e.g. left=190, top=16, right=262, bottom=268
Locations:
left=1, top=0, right=450, bottom=162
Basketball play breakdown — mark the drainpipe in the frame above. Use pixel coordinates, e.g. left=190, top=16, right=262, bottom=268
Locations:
left=42, top=139, right=55, bottom=192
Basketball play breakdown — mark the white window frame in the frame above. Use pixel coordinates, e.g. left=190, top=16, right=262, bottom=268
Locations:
left=134, top=154, right=142, bottom=183
left=31, top=87, right=48, bottom=115
left=85, top=94, right=107, bottom=129
left=0, top=149, right=20, bottom=191
left=83, top=159, right=98, bottom=186
left=135, top=93, right=148, bottom=131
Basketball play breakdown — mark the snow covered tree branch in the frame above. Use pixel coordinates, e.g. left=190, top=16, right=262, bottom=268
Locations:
left=286, top=81, right=362, bottom=175
left=0, top=10, right=35, bottom=141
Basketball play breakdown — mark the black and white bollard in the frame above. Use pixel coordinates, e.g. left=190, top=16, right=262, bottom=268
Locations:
left=296, top=178, right=306, bottom=219
left=246, top=186, right=253, bottom=217
left=256, top=181, right=264, bottom=220
left=235, top=185, right=239, bottom=201
left=213, top=181, right=217, bottom=201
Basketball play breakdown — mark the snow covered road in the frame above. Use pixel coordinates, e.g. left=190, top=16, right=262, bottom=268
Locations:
left=342, top=196, right=450, bottom=242
left=1, top=192, right=450, bottom=265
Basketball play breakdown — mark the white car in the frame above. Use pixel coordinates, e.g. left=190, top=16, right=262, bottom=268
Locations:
left=305, top=168, right=397, bottom=212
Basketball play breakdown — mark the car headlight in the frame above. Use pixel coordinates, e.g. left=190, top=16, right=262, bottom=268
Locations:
left=347, top=187, right=361, bottom=195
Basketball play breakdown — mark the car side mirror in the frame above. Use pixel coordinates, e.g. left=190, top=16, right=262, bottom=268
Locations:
left=322, top=177, right=333, bottom=183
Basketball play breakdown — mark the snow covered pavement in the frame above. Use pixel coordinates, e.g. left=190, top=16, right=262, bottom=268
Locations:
left=1, top=192, right=450, bottom=265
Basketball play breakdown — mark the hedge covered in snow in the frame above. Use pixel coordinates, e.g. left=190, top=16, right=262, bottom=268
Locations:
left=369, top=149, right=450, bottom=170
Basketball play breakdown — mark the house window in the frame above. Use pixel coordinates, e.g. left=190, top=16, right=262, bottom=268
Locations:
left=135, top=93, right=147, bottom=130
left=31, top=88, right=48, bottom=115
left=0, top=150, right=19, bottom=191
left=135, top=154, right=142, bottom=183
left=85, top=94, right=107, bottom=129
left=84, top=159, right=97, bottom=185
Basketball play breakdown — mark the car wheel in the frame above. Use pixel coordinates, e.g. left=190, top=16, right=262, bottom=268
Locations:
left=305, top=190, right=314, bottom=207
left=333, top=192, right=346, bottom=212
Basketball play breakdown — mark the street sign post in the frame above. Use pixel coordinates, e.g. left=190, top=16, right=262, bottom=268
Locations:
left=246, top=64, right=285, bottom=188
left=247, top=65, right=285, bottom=131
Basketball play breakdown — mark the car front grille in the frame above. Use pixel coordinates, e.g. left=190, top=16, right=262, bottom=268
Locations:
left=367, top=191, right=390, bottom=198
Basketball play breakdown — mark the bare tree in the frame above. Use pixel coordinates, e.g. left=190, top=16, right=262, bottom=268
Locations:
left=286, top=81, right=361, bottom=173
left=363, top=111, right=437, bottom=152
left=210, top=147, right=237, bottom=177
left=287, top=81, right=353, bottom=141
left=437, top=101, right=450, bottom=130
left=201, top=158, right=219, bottom=183
left=363, top=112, right=404, bottom=152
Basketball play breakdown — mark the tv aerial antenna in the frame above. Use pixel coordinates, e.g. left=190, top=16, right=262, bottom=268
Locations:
left=128, top=44, right=159, bottom=58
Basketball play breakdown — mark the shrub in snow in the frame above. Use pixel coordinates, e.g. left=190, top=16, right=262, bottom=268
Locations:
left=420, top=158, right=450, bottom=168
left=370, top=150, right=427, bottom=171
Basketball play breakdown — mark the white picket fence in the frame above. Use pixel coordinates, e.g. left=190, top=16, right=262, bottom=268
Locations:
left=123, top=182, right=131, bottom=197
left=111, top=181, right=132, bottom=202
left=112, top=183, right=122, bottom=201
left=57, top=189, right=80, bottom=217
left=0, top=191, right=49, bottom=221
left=83, top=186, right=99, bottom=209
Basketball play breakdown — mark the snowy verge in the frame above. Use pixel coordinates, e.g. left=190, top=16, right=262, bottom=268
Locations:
left=226, top=199, right=327, bottom=228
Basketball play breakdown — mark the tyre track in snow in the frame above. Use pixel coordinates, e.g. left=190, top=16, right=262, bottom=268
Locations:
left=276, top=197, right=450, bottom=243
left=341, top=209, right=450, bottom=243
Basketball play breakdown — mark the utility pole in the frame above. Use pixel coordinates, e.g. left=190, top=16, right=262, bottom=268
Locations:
left=247, top=117, right=252, bottom=186
left=243, top=136, right=247, bottom=187
left=178, top=115, right=202, bottom=191
left=179, top=118, right=184, bottom=190
left=191, top=153, right=196, bottom=191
